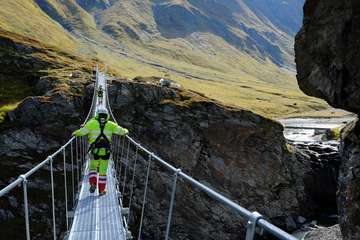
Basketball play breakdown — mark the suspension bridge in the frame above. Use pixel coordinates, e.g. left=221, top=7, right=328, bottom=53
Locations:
left=0, top=67, right=298, bottom=240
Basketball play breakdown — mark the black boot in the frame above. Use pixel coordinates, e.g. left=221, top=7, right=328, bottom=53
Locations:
left=89, top=184, right=96, bottom=193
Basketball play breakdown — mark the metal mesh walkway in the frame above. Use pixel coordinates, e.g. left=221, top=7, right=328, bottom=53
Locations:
left=68, top=160, right=125, bottom=240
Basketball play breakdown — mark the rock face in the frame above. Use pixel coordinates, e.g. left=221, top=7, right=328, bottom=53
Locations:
left=292, top=142, right=340, bottom=219
left=305, top=224, right=343, bottom=240
left=295, top=1, right=360, bottom=239
left=338, top=125, right=360, bottom=240
left=295, top=1, right=360, bottom=113
left=105, top=79, right=318, bottom=239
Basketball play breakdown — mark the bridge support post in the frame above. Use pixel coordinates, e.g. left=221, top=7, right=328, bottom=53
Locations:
left=19, top=174, right=31, bottom=240
left=70, top=140, right=75, bottom=205
left=165, top=168, right=181, bottom=240
left=118, top=137, right=126, bottom=179
left=50, top=157, right=57, bottom=240
left=75, top=137, right=79, bottom=185
left=63, top=147, right=69, bottom=230
left=137, top=154, right=152, bottom=240
left=79, top=137, right=82, bottom=178
left=127, top=145, right=139, bottom=223
left=245, top=211, right=263, bottom=240
left=122, top=138, right=131, bottom=196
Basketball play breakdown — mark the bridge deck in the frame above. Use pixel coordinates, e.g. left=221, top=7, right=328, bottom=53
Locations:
left=68, top=160, right=125, bottom=240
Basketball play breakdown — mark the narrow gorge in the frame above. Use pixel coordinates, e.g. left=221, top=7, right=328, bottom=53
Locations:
left=295, top=0, right=360, bottom=239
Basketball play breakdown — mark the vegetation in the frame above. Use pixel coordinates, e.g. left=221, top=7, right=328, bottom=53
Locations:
left=0, top=79, right=35, bottom=103
left=0, top=1, right=77, bottom=51
left=331, top=126, right=342, bottom=140
left=0, top=0, right=335, bottom=119
left=0, top=78, right=34, bottom=123
left=0, top=103, right=19, bottom=123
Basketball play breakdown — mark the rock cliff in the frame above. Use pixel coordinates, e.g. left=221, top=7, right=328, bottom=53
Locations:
left=104, top=78, right=321, bottom=239
left=295, top=1, right=360, bottom=239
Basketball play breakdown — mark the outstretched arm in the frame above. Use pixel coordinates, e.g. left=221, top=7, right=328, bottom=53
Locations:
left=72, top=124, right=90, bottom=137
left=110, top=122, right=129, bottom=136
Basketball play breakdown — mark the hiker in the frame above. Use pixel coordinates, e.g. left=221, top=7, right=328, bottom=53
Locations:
left=98, top=86, right=104, bottom=98
left=72, top=108, right=129, bottom=195
left=98, top=86, right=104, bottom=104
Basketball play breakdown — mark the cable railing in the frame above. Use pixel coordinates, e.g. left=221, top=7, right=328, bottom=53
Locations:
left=0, top=134, right=91, bottom=239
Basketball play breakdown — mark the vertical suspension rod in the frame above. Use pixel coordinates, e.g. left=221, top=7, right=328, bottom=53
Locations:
left=20, top=175, right=31, bottom=240
left=137, top=154, right=152, bottom=240
left=165, top=169, right=181, bottom=240
left=63, top=147, right=69, bottom=230
left=50, top=157, right=57, bottom=240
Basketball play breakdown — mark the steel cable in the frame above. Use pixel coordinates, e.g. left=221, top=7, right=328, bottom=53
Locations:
left=70, top=141, right=75, bottom=205
left=63, top=147, right=69, bottom=230
left=50, top=157, right=57, bottom=240
left=122, top=138, right=131, bottom=196
left=127, top=145, right=139, bottom=223
left=137, top=154, right=152, bottom=240
left=165, top=169, right=180, bottom=240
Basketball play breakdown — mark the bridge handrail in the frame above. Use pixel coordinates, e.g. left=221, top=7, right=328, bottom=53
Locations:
left=0, top=137, right=76, bottom=199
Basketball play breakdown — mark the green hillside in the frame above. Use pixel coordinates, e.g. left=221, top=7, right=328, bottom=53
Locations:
left=0, top=0, right=331, bottom=118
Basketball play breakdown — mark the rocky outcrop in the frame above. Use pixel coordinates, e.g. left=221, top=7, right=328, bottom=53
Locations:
left=338, top=125, right=360, bottom=240
left=305, top=224, right=342, bottom=240
left=295, top=1, right=360, bottom=113
left=104, top=78, right=320, bottom=239
left=292, top=142, right=340, bottom=217
left=295, top=1, right=360, bottom=239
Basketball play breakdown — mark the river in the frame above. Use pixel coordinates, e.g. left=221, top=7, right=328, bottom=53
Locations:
left=279, top=115, right=357, bottom=240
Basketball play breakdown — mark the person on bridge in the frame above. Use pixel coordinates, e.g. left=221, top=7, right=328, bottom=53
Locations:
left=72, top=108, right=129, bottom=195
left=97, top=86, right=104, bottom=104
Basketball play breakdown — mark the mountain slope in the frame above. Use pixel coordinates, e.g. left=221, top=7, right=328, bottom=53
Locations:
left=0, top=0, right=330, bottom=117
left=0, top=1, right=77, bottom=51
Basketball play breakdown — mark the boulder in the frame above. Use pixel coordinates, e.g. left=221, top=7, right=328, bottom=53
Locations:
left=305, top=224, right=343, bottom=240
left=295, top=1, right=360, bottom=239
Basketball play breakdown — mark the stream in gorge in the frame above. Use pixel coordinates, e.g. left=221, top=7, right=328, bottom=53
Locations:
left=279, top=115, right=357, bottom=239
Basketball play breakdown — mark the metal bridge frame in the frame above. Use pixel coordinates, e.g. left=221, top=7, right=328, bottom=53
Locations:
left=0, top=66, right=298, bottom=240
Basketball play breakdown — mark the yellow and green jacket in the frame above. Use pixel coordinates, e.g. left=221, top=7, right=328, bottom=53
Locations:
left=72, top=115, right=128, bottom=144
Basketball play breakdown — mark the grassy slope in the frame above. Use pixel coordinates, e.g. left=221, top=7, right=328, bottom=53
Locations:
left=0, top=28, right=93, bottom=123
left=0, top=1, right=78, bottom=51
left=88, top=0, right=331, bottom=118
left=0, top=0, right=332, bottom=118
